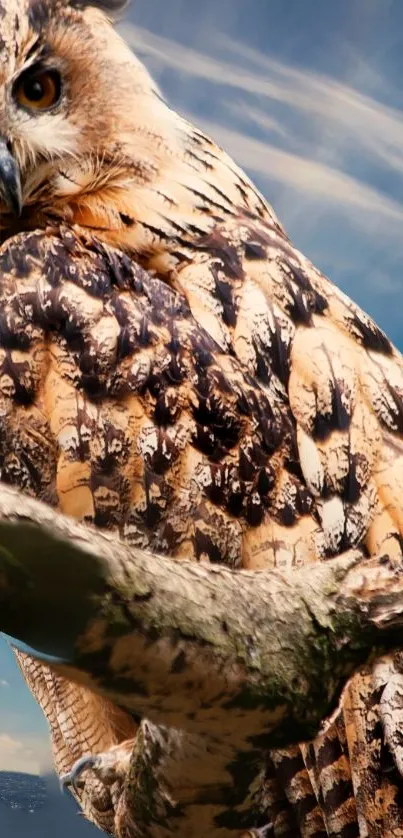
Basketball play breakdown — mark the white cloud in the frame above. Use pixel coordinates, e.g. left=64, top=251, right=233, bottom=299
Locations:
left=120, top=22, right=403, bottom=239
left=123, top=23, right=403, bottom=177
left=115, top=18, right=403, bottom=334
left=215, top=34, right=403, bottom=176
left=180, top=113, right=403, bottom=234
left=0, top=679, right=9, bottom=688
left=0, top=732, right=52, bottom=775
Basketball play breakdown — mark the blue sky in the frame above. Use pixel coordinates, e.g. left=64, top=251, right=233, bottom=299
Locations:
left=2, top=0, right=403, bottom=776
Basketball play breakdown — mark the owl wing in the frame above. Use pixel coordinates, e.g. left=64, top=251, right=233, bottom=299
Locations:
left=171, top=209, right=403, bottom=835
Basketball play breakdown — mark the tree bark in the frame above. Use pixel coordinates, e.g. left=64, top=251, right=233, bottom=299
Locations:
left=0, top=482, right=403, bottom=834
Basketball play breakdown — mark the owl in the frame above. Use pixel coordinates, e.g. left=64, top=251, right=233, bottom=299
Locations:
left=0, top=0, right=401, bottom=834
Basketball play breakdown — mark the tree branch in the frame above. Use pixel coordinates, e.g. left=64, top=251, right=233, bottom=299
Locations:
left=0, top=482, right=401, bottom=745
left=0, top=483, right=403, bottom=834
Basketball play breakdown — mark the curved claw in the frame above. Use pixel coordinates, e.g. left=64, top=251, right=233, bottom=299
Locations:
left=60, top=754, right=99, bottom=795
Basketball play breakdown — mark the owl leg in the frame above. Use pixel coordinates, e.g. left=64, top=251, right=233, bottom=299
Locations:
left=60, top=737, right=134, bottom=795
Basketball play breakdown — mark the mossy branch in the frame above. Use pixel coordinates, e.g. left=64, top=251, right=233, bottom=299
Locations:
left=1, top=483, right=403, bottom=835
left=0, top=482, right=401, bottom=747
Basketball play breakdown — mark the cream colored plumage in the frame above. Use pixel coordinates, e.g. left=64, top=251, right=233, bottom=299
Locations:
left=0, top=0, right=400, bottom=834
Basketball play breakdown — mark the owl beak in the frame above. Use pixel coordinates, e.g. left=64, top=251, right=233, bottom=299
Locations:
left=0, top=139, right=22, bottom=217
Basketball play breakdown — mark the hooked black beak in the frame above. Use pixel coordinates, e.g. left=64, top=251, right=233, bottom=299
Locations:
left=0, top=139, right=22, bottom=217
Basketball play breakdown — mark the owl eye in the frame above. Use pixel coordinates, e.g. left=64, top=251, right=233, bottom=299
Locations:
left=13, top=69, right=62, bottom=112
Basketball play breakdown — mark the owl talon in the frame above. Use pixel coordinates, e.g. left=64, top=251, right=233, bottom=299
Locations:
left=60, top=754, right=100, bottom=794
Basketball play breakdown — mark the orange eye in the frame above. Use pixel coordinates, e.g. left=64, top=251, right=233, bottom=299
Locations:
left=14, top=70, right=61, bottom=111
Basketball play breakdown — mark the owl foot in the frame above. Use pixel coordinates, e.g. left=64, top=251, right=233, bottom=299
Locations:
left=60, top=754, right=101, bottom=794
left=60, top=738, right=134, bottom=795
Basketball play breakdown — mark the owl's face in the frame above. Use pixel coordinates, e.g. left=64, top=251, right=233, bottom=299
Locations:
left=0, top=0, right=140, bottom=222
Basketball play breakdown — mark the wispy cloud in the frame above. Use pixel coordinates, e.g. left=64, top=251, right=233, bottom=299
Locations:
left=216, top=35, right=403, bottom=178
left=0, top=679, right=9, bottom=688
left=123, top=22, right=403, bottom=165
left=183, top=114, right=403, bottom=230
left=120, top=19, right=403, bottom=342
left=121, top=22, right=403, bottom=235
